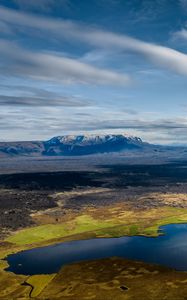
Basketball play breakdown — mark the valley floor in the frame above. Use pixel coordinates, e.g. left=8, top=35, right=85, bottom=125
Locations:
left=1, top=159, right=187, bottom=299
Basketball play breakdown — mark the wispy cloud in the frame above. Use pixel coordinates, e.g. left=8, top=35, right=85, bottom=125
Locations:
left=82, top=31, right=187, bottom=76
left=0, top=94, right=93, bottom=107
left=0, top=83, right=94, bottom=107
left=12, top=0, right=71, bottom=12
left=1, top=107, right=187, bottom=143
left=173, top=28, right=187, bottom=40
left=0, top=4, right=187, bottom=143
left=0, top=39, right=131, bottom=86
left=0, top=6, right=77, bottom=35
left=1, top=6, right=187, bottom=76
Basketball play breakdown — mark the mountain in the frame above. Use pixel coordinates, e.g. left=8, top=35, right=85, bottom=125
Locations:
left=0, top=141, right=44, bottom=157
left=0, top=134, right=148, bottom=157
left=43, top=134, right=145, bottom=156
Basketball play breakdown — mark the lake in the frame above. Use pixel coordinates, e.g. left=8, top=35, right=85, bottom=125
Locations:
left=5, top=224, right=187, bottom=275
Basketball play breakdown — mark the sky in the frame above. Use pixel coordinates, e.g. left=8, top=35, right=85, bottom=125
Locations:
left=1, top=0, right=187, bottom=143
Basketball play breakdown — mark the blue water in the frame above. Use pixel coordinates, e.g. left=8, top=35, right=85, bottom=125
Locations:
left=5, top=224, right=187, bottom=275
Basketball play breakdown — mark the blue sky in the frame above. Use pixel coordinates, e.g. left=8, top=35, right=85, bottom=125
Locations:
left=1, top=0, right=187, bottom=143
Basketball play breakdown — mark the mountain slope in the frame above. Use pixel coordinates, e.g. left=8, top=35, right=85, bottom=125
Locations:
left=0, top=134, right=149, bottom=157
left=43, top=134, right=145, bottom=156
left=0, top=141, right=44, bottom=157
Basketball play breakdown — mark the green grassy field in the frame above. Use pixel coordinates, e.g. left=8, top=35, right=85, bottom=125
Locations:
left=2, top=205, right=187, bottom=299
left=6, top=206, right=187, bottom=245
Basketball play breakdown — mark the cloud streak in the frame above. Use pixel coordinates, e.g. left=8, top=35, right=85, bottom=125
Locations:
left=0, top=39, right=131, bottom=86
left=1, top=5, right=187, bottom=143
left=0, top=94, right=92, bottom=107
left=1, top=108, right=187, bottom=143
left=1, top=6, right=187, bottom=76
left=83, top=31, right=187, bottom=76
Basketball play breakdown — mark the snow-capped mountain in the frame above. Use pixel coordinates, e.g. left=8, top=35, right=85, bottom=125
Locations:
left=43, top=134, right=145, bottom=156
left=0, top=134, right=149, bottom=157
left=47, top=134, right=143, bottom=145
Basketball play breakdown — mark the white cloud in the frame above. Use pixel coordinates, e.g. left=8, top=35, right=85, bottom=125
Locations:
left=173, top=28, right=187, bottom=40
left=80, top=31, right=187, bottom=76
left=2, top=105, right=187, bottom=143
left=0, top=40, right=131, bottom=86
left=1, top=6, right=187, bottom=76
left=0, top=6, right=76, bottom=34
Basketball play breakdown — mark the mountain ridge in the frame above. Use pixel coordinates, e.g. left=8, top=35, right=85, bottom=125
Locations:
left=43, top=134, right=145, bottom=156
left=0, top=133, right=148, bottom=157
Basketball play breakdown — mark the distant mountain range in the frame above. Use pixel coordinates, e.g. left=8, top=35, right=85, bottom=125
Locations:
left=1, top=133, right=184, bottom=158
left=0, top=134, right=151, bottom=157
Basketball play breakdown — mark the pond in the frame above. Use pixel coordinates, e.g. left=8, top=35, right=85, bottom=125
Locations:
left=5, top=224, right=187, bottom=275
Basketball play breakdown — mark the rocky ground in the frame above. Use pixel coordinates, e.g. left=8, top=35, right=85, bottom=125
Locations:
left=0, top=190, right=56, bottom=237
left=2, top=160, right=187, bottom=299
left=1, top=161, right=187, bottom=238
